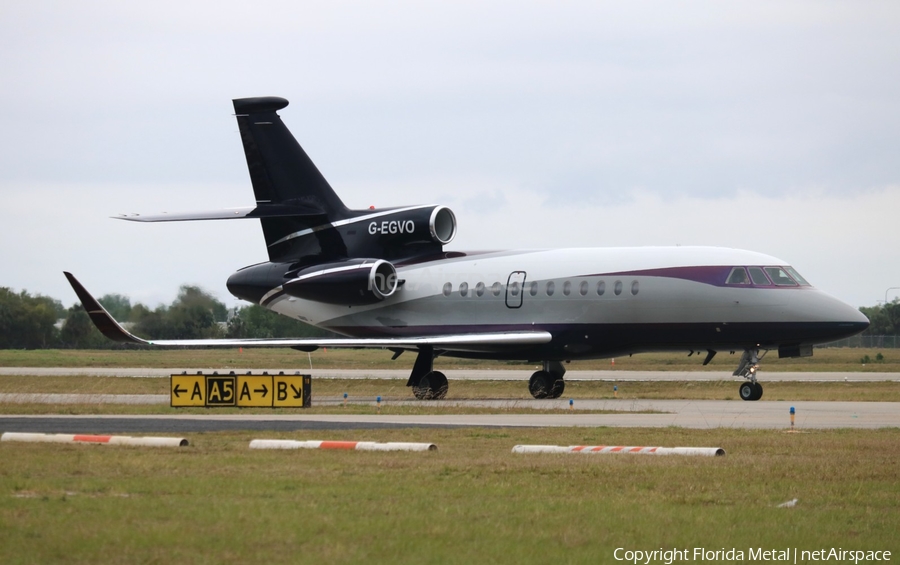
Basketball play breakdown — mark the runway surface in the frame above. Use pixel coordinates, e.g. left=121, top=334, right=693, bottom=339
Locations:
left=2, top=367, right=899, bottom=381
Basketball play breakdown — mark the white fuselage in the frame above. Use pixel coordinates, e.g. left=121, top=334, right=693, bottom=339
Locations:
left=261, top=246, right=866, bottom=359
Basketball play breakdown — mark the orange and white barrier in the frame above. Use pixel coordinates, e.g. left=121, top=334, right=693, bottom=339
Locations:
left=249, top=439, right=437, bottom=451
left=512, top=444, right=724, bottom=456
left=0, top=432, right=188, bottom=447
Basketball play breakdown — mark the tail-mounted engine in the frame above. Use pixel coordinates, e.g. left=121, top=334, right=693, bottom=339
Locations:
left=359, top=205, right=457, bottom=249
left=283, top=259, right=399, bottom=305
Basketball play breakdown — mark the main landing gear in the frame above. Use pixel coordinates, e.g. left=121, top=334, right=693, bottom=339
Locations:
left=407, top=347, right=448, bottom=400
left=528, top=361, right=566, bottom=399
left=734, top=349, right=764, bottom=401
left=405, top=350, right=568, bottom=401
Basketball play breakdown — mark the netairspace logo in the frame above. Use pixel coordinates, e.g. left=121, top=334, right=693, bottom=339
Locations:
left=613, top=547, right=892, bottom=564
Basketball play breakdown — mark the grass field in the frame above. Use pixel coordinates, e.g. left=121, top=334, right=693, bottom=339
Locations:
left=1, top=349, right=898, bottom=563
left=1, top=347, right=899, bottom=372
left=1, top=428, right=899, bottom=564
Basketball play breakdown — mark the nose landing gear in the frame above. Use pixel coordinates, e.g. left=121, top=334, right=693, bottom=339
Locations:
left=734, top=349, right=764, bottom=401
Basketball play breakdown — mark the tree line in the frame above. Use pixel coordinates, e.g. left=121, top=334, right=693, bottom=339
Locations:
left=1, top=284, right=899, bottom=349
left=0, top=285, right=332, bottom=349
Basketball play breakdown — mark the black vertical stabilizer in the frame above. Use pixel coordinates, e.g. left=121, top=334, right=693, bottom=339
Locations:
left=233, top=97, right=350, bottom=262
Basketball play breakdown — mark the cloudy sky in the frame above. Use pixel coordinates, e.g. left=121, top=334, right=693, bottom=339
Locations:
left=1, top=1, right=898, bottom=311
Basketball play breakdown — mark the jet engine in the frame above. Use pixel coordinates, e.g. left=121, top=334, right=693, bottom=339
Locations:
left=283, top=259, right=399, bottom=305
left=362, top=205, right=457, bottom=247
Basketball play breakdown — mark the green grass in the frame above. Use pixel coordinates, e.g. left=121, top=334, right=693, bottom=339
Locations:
left=1, top=347, right=899, bottom=372
left=1, top=428, right=898, bottom=564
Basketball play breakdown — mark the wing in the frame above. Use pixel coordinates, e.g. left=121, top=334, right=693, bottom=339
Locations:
left=63, top=272, right=552, bottom=352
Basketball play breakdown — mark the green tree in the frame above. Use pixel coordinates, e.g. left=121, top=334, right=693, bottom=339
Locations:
left=59, top=306, right=108, bottom=349
left=227, top=304, right=334, bottom=339
left=98, top=293, right=133, bottom=321
left=0, top=288, right=62, bottom=348
left=860, top=299, right=900, bottom=335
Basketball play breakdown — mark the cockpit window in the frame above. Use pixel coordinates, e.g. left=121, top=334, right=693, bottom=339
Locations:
left=726, top=267, right=750, bottom=285
left=748, top=267, right=769, bottom=285
left=785, top=266, right=810, bottom=286
left=764, top=267, right=798, bottom=286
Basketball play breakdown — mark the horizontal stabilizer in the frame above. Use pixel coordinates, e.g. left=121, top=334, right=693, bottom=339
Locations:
left=115, top=204, right=325, bottom=222
left=63, top=272, right=552, bottom=351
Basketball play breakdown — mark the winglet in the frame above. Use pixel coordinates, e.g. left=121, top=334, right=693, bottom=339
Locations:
left=63, top=272, right=148, bottom=345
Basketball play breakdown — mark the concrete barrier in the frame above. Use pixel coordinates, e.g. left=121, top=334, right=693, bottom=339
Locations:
left=249, top=439, right=437, bottom=451
left=1, top=432, right=188, bottom=447
left=511, top=444, right=725, bottom=456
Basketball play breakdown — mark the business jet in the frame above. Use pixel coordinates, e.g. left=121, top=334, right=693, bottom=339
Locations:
left=65, top=96, right=870, bottom=402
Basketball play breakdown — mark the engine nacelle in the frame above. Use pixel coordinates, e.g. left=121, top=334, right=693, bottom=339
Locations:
left=363, top=205, right=457, bottom=247
left=283, top=259, right=399, bottom=305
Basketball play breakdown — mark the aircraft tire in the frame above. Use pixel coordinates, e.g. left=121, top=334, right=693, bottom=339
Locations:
left=529, top=371, right=553, bottom=399
left=752, top=382, right=763, bottom=401
left=414, top=371, right=448, bottom=400
left=429, top=371, right=449, bottom=400
left=548, top=378, right=565, bottom=399
left=739, top=382, right=755, bottom=401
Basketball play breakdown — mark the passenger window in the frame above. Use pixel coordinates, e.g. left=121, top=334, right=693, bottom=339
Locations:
left=631, top=281, right=639, bottom=295
left=529, top=281, right=538, bottom=296
left=726, top=267, right=750, bottom=285
left=459, top=282, right=469, bottom=296
left=580, top=281, right=588, bottom=296
left=546, top=281, right=555, bottom=296
left=442, top=282, right=452, bottom=297
left=510, top=281, right=520, bottom=296
left=563, top=281, right=572, bottom=296
left=785, top=266, right=810, bottom=286
left=492, top=282, right=502, bottom=296
left=764, top=267, right=798, bottom=286
left=614, top=280, right=623, bottom=296
left=475, top=282, right=485, bottom=297
left=748, top=267, right=769, bottom=285
left=597, top=281, right=606, bottom=296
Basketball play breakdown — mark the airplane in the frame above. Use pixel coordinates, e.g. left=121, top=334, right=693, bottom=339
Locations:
left=65, top=95, right=870, bottom=402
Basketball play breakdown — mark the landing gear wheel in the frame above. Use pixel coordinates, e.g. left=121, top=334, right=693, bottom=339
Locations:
left=548, top=378, right=565, bottom=399
left=413, top=371, right=448, bottom=400
left=739, top=381, right=763, bottom=401
left=739, top=382, right=754, bottom=401
left=529, top=371, right=553, bottom=399
left=751, top=382, right=763, bottom=401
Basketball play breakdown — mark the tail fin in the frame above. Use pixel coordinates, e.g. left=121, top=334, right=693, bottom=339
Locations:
left=233, top=97, right=350, bottom=262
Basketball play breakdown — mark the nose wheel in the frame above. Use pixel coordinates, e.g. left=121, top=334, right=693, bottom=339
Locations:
left=739, top=381, right=763, bottom=401
left=734, top=349, right=765, bottom=401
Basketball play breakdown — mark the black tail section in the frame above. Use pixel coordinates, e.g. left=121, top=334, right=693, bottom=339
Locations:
left=233, top=97, right=350, bottom=262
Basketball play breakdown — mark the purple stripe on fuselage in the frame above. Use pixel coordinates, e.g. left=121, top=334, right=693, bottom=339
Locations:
left=584, top=266, right=733, bottom=287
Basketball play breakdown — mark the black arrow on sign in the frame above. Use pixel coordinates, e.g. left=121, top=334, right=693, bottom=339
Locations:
left=173, top=385, right=187, bottom=398
left=290, top=384, right=302, bottom=399
left=254, top=384, right=269, bottom=397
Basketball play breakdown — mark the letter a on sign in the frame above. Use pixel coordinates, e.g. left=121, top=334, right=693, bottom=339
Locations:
left=170, top=375, right=205, bottom=407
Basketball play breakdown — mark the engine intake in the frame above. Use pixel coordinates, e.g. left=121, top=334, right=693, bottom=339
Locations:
left=283, top=259, right=399, bottom=305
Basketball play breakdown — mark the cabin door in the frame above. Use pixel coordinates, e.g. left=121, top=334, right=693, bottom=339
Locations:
left=505, top=271, right=526, bottom=309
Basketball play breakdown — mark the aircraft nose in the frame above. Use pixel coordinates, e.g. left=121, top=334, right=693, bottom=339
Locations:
left=831, top=294, right=870, bottom=337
